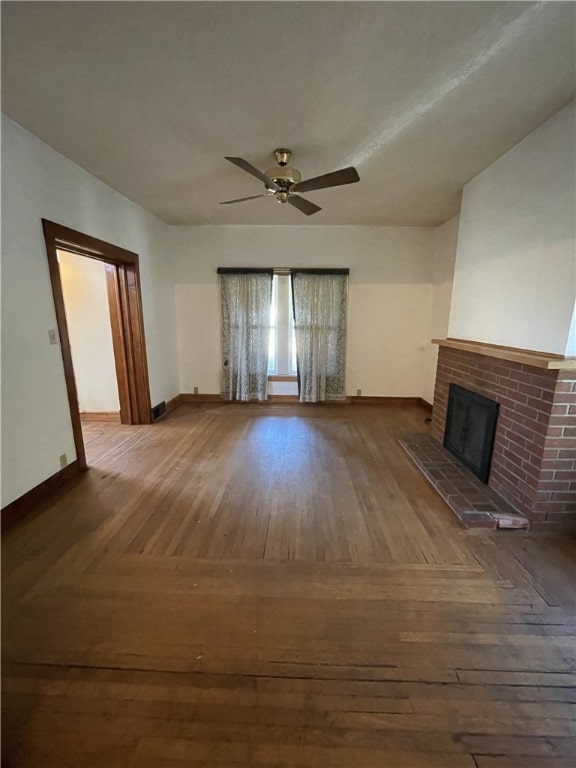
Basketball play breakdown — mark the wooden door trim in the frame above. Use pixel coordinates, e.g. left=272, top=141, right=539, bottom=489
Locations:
left=42, top=220, right=152, bottom=469
left=105, top=264, right=133, bottom=424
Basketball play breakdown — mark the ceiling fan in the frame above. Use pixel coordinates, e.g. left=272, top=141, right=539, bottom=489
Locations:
left=219, top=149, right=360, bottom=216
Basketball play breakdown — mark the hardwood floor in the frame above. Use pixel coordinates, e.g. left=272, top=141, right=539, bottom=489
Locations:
left=2, top=403, right=575, bottom=767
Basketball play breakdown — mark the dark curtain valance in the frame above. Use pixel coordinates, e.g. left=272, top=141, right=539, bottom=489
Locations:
left=217, top=268, right=274, bottom=275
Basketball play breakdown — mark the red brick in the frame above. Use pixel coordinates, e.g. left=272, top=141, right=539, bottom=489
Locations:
left=523, top=384, right=555, bottom=402
left=501, top=444, right=532, bottom=464
left=554, top=469, right=576, bottom=481
left=513, top=404, right=543, bottom=421
left=538, top=470, right=555, bottom=481
left=529, top=371, right=558, bottom=389
left=497, top=415, right=517, bottom=432
left=554, top=393, right=576, bottom=405
left=548, top=492, right=576, bottom=502
left=498, top=375, right=518, bottom=389
left=537, top=481, right=572, bottom=492
left=554, top=382, right=575, bottom=393
left=541, top=459, right=575, bottom=471
left=496, top=463, right=528, bottom=485
left=548, top=414, right=576, bottom=428
left=522, top=470, right=540, bottom=488
left=545, top=427, right=565, bottom=439
left=509, top=423, right=544, bottom=444
left=532, top=500, right=574, bottom=512
left=505, top=390, right=529, bottom=405
left=534, top=491, right=552, bottom=502
left=542, top=447, right=561, bottom=460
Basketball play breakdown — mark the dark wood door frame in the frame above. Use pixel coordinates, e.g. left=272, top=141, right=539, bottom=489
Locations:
left=42, top=220, right=152, bottom=470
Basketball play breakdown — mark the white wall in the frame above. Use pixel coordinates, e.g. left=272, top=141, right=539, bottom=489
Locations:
left=449, top=102, right=576, bottom=354
left=422, top=215, right=459, bottom=403
left=566, top=306, right=576, bottom=358
left=171, top=226, right=435, bottom=397
left=58, top=250, right=120, bottom=413
left=1, top=115, right=179, bottom=507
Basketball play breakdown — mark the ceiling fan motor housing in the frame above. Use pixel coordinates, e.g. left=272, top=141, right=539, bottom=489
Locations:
left=265, top=165, right=301, bottom=191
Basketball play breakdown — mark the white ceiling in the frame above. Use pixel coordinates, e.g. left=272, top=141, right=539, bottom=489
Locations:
left=2, top=2, right=574, bottom=226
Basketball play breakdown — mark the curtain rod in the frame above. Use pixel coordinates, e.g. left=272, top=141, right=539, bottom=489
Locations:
left=216, top=268, right=274, bottom=275
left=217, top=267, right=349, bottom=275
left=290, top=268, right=349, bottom=275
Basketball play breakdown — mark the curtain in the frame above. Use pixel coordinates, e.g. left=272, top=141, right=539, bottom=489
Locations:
left=291, top=271, right=348, bottom=402
left=220, top=271, right=273, bottom=402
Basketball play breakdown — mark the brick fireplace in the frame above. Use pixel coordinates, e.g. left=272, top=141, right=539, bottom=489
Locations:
left=431, top=339, right=576, bottom=531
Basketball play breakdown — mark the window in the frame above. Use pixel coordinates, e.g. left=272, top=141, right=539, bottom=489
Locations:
left=268, top=274, right=297, bottom=375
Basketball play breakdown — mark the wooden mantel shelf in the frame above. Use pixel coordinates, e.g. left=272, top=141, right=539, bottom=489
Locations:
left=432, top=338, right=576, bottom=370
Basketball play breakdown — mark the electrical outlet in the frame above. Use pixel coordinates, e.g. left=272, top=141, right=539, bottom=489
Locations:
left=59, top=453, right=68, bottom=468
left=356, top=389, right=362, bottom=397
left=48, top=329, right=58, bottom=345
left=193, top=386, right=199, bottom=395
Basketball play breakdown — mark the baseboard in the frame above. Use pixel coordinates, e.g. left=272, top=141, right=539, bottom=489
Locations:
left=165, top=394, right=183, bottom=412
left=79, top=411, right=121, bottom=423
left=181, top=393, right=223, bottom=402
left=181, top=394, right=301, bottom=403
left=177, top=394, right=431, bottom=407
left=350, top=396, right=423, bottom=406
left=1, top=461, right=82, bottom=534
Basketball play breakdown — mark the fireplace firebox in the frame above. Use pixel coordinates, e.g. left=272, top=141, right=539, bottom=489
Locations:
left=444, top=384, right=499, bottom=483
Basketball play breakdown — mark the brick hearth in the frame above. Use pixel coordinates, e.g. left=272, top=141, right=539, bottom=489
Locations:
left=431, top=342, right=576, bottom=532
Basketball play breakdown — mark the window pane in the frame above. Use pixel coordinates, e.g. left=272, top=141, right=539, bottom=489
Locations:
left=268, top=275, right=278, bottom=373
left=268, top=328, right=276, bottom=373
left=287, top=277, right=297, bottom=373
left=290, top=327, right=297, bottom=374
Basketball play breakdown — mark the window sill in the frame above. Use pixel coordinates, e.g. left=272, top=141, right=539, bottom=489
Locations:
left=268, top=374, right=297, bottom=382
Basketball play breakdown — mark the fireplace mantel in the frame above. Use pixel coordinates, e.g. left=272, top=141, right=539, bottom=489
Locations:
left=432, top=338, right=576, bottom=370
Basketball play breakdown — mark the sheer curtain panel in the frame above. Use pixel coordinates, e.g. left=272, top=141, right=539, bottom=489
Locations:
left=291, top=270, right=348, bottom=403
left=219, top=270, right=273, bottom=402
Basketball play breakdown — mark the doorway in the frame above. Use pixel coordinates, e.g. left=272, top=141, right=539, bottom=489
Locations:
left=43, top=220, right=152, bottom=470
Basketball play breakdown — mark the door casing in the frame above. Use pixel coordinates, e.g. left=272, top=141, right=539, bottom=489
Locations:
left=42, top=219, right=152, bottom=470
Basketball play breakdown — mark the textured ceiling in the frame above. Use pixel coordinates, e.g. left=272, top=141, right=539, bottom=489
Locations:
left=2, top=2, right=574, bottom=226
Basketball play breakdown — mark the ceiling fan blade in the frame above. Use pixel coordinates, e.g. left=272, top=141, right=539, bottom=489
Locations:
left=225, top=157, right=279, bottom=191
left=219, top=194, right=268, bottom=205
left=287, top=195, right=322, bottom=216
left=293, top=166, right=360, bottom=193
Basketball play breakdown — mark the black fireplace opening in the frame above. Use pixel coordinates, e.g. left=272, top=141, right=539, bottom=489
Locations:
left=444, top=384, right=500, bottom=483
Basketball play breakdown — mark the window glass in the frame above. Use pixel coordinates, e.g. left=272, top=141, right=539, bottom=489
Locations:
left=268, top=275, right=297, bottom=375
